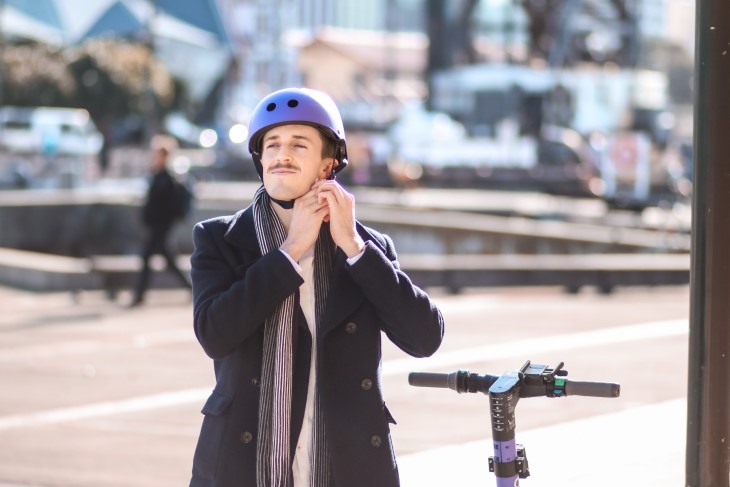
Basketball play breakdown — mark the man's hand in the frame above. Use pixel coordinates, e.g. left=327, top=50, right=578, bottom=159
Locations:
left=279, top=184, right=328, bottom=262
left=317, top=180, right=365, bottom=258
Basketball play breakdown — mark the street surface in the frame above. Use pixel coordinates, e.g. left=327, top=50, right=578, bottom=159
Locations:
left=0, top=283, right=689, bottom=486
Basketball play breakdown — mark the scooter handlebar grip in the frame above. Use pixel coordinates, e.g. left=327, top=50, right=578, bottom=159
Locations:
left=564, top=380, right=620, bottom=398
left=408, top=372, right=450, bottom=389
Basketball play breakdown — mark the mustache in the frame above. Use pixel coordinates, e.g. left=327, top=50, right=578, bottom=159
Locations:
left=268, top=163, right=299, bottom=172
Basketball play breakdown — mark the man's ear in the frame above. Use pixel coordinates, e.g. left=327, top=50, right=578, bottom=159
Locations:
left=323, top=158, right=338, bottom=179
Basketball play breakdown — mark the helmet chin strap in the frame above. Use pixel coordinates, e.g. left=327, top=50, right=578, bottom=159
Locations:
left=269, top=196, right=295, bottom=209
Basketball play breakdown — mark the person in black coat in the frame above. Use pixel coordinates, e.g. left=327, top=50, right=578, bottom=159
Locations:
left=131, top=135, right=192, bottom=306
left=188, top=88, right=444, bottom=487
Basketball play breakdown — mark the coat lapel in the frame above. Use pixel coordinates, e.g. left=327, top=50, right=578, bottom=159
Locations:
left=223, top=206, right=261, bottom=254
left=320, top=224, right=386, bottom=336
left=321, top=247, right=364, bottom=336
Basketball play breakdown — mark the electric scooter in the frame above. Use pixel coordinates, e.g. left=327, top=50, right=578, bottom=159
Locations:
left=409, top=361, right=620, bottom=486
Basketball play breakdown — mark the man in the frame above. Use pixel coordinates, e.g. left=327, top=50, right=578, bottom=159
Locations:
left=131, top=134, right=192, bottom=307
left=189, top=88, right=444, bottom=487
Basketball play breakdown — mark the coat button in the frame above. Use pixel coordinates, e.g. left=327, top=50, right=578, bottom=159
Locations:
left=345, top=322, right=358, bottom=334
left=370, top=435, right=382, bottom=447
left=361, top=378, right=372, bottom=391
left=241, top=431, right=253, bottom=444
left=251, top=377, right=260, bottom=387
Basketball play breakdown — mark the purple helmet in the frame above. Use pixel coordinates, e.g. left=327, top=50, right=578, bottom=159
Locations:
left=247, top=87, right=348, bottom=179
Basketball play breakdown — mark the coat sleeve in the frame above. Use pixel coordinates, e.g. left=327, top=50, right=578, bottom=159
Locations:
left=190, top=221, right=304, bottom=359
left=345, top=234, right=444, bottom=358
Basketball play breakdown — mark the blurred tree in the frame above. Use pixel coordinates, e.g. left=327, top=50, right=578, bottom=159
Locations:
left=65, top=38, right=178, bottom=169
left=0, top=38, right=181, bottom=171
left=67, top=38, right=176, bottom=143
left=1, top=42, right=76, bottom=106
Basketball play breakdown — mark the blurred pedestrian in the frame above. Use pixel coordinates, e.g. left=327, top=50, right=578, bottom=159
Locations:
left=131, top=134, right=192, bottom=307
left=188, top=88, right=444, bottom=487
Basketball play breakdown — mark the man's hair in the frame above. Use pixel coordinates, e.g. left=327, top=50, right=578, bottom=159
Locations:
left=150, top=134, right=179, bottom=156
left=318, top=129, right=337, bottom=161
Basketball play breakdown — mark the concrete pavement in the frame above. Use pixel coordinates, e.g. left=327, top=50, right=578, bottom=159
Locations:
left=399, top=398, right=685, bottom=486
left=0, top=283, right=690, bottom=486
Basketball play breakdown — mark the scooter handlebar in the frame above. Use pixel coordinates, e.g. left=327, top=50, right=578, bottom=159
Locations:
left=409, top=371, right=620, bottom=398
left=408, top=371, right=499, bottom=394
left=563, top=380, right=620, bottom=398
left=407, top=372, right=454, bottom=389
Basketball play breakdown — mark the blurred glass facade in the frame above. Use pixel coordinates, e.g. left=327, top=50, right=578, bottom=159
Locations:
left=219, top=0, right=426, bottom=112
left=219, top=0, right=693, bottom=108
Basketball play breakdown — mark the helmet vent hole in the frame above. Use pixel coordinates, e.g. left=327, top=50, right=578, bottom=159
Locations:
left=266, top=103, right=276, bottom=111
left=287, top=99, right=299, bottom=108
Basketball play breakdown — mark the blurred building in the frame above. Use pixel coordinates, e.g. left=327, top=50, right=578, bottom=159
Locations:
left=1, top=0, right=232, bottom=110
left=291, top=27, right=427, bottom=128
left=217, top=0, right=425, bottom=127
left=664, top=0, right=695, bottom=57
left=217, top=0, right=691, bottom=125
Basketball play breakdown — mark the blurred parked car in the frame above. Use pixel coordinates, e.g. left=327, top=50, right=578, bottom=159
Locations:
left=0, top=107, right=104, bottom=188
left=0, top=106, right=103, bottom=157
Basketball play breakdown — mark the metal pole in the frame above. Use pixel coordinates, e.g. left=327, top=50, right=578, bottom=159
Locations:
left=0, top=0, right=5, bottom=107
left=686, top=0, right=730, bottom=483
left=143, top=0, right=159, bottom=144
left=424, top=0, right=447, bottom=111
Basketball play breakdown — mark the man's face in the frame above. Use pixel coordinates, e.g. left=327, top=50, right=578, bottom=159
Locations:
left=260, top=124, right=334, bottom=201
left=151, top=148, right=167, bottom=171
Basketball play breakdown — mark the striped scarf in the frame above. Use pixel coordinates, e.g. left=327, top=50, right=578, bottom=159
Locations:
left=252, top=186, right=335, bottom=487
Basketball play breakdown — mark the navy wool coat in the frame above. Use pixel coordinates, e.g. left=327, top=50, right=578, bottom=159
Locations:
left=188, top=204, right=444, bottom=487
